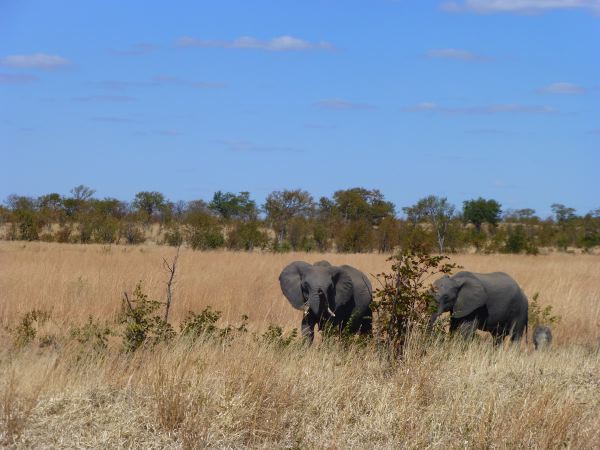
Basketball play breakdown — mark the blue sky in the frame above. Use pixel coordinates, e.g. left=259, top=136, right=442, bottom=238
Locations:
left=1, top=0, right=598, bottom=217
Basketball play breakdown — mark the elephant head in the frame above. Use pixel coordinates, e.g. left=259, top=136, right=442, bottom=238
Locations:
left=279, top=261, right=354, bottom=319
left=429, top=272, right=486, bottom=326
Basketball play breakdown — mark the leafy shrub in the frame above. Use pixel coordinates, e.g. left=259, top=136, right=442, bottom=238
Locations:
left=70, top=316, right=113, bottom=352
left=260, top=325, right=298, bottom=347
left=371, top=249, right=459, bottom=357
left=163, top=226, right=184, bottom=247
left=16, top=212, right=39, bottom=241
left=120, top=282, right=175, bottom=352
left=270, top=239, right=292, bottom=253
left=55, top=225, right=72, bottom=243
left=180, top=307, right=248, bottom=341
left=528, top=293, right=561, bottom=328
left=335, top=219, right=374, bottom=253
left=226, top=221, right=269, bottom=251
left=184, top=216, right=224, bottom=250
left=121, top=223, right=146, bottom=245
left=93, top=218, right=119, bottom=244
left=12, top=309, right=51, bottom=347
left=503, top=225, right=539, bottom=255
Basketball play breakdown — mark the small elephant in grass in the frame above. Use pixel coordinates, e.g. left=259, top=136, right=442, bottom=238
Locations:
left=533, top=325, right=552, bottom=350
left=279, top=260, right=372, bottom=343
left=429, top=271, right=529, bottom=345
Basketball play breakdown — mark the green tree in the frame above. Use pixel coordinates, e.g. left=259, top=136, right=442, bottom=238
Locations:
left=550, top=203, right=577, bottom=223
left=503, top=208, right=539, bottom=224
left=462, top=197, right=502, bottom=232
left=332, top=187, right=395, bottom=225
left=264, top=189, right=315, bottom=242
left=209, top=191, right=257, bottom=221
left=132, top=191, right=166, bottom=223
left=335, top=219, right=374, bottom=253
left=403, top=195, right=455, bottom=254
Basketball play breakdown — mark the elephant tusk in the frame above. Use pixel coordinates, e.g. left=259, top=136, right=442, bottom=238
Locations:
left=327, top=306, right=336, bottom=317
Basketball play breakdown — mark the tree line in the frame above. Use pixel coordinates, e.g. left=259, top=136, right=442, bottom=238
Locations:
left=1, top=185, right=599, bottom=254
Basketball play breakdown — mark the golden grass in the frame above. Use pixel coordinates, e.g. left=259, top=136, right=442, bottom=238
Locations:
left=1, top=241, right=600, bottom=448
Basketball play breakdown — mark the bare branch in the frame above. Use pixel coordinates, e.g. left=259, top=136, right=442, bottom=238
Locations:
left=163, top=245, right=181, bottom=322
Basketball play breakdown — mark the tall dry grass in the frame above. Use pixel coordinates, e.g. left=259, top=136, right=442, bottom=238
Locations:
left=1, top=241, right=600, bottom=448
left=1, top=241, right=599, bottom=343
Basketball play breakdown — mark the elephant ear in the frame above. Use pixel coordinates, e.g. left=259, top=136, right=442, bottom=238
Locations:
left=453, top=274, right=486, bottom=319
left=328, top=266, right=355, bottom=307
left=279, top=261, right=312, bottom=310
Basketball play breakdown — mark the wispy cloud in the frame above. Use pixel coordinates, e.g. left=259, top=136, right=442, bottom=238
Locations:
left=93, top=76, right=226, bottom=91
left=153, top=75, right=227, bottom=89
left=92, top=116, right=135, bottom=123
left=0, top=73, right=38, bottom=84
left=314, top=98, right=375, bottom=111
left=0, top=53, right=70, bottom=69
left=73, top=95, right=136, bottom=102
left=426, top=48, right=490, bottom=61
left=176, top=35, right=334, bottom=52
left=109, top=43, right=158, bottom=56
left=218, top=139, right=303, bottom=153
left=402, top=101, right=556, bottom=114
left=442, top=0, right=600, bottom=14
left=538, top=82, right=586, bottom=95
left=155, top=129, right=182, bottom=136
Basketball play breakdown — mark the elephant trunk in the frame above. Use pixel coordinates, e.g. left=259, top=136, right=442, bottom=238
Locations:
left=307, top=289, right=335, bottom=318
left=428, top=312, right=440, bottom=330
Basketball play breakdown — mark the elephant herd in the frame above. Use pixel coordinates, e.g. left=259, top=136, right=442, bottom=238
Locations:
left=279, top=260, right=553, bottom=348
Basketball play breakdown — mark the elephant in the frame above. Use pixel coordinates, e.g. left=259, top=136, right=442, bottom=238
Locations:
left=533, top=324, right=552, bottom=350
left=279, top=260, right=372, bottom=343
left=429, top=271, right=528, bottom=345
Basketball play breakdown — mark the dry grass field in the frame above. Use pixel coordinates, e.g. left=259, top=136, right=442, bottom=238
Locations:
left=1, top=241, right=600, bottom=448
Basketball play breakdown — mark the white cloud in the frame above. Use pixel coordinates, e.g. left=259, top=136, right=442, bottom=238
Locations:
left=176, top=35, right=334, bottom=51
left=315, top=98, right=375, bottom=111
left=538, top=82, right=586, bottom=95
left=442, top=0, right=600, bottom=14
left=0, top=73, right=38, bottom=84
left=0, top=53, right=70, bottom=69
left=402, top=102, right=439, bottom=112
left=402, top=102, right=556, bottom=114
left=426, top=48, right=489, bottom=61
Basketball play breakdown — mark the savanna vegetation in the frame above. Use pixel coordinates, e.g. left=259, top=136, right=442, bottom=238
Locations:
left=1, top=242, right=599, bottom=448
left=2, top=185, right=600, bottom=254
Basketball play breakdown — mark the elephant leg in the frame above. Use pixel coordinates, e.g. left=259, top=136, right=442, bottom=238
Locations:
left=450, top=317, right=478, bottom=339
left=510, top=320, right=527, bottom=343
left=492, top=330, right=508, bottom=346
left=358, top=315, right=372, bottom=336
left=301, top=311, right=317, bottom=344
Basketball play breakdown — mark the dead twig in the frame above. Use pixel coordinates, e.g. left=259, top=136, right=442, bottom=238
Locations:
left=163, top=245, right=180, bottom=322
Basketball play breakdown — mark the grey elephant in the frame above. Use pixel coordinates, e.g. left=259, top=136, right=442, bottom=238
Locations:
left=429, top=271, right=528, bottom=345
left=533, top=324, right=552, bottom=349
left=279, top=260, right=372, bottom=343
